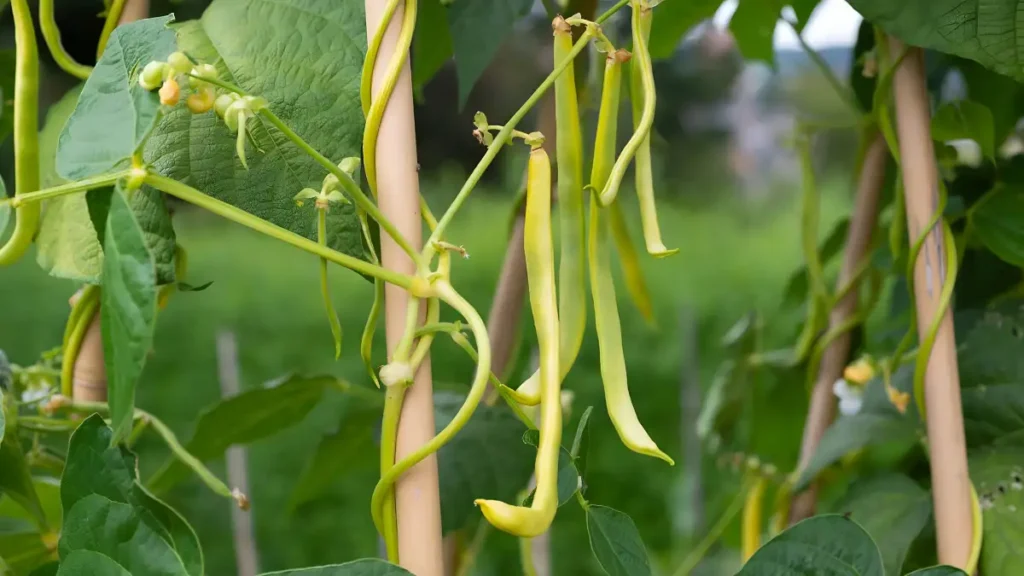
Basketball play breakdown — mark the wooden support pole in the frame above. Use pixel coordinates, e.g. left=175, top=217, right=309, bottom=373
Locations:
left=71, top=0, right=149, bottom=403
left=790, top=134, right=887, bottom=523
left=364, top=1, right=444, bottom=574
left=889, top=39, right=972, bottom=568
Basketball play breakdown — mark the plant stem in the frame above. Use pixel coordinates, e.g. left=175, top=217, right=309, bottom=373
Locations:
left=96, top=0, right=127, bottom=60
left=596, top=0, right=629, bottom=23
left=671, top=479, right=751, bottom=576
left=0, top=0, right=41, bottom=266
left=257, top=108, right=424, bottom=270
left=425, top=29, right=595, bottom=253
left=18, top=416, right=79, bottom=432
left=454, top=520, right=492, bottom=576
left=379, top=384, right=406, bottom=563
left=3, top=171, right=131, bottom=208
left=39, top=0, right=92, bottom=79
left=143, top=173, right=416, bottom=289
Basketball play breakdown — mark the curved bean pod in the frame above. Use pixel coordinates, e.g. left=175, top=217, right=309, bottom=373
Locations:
left=477, top=145, right=560, bottom=537
left=607, top=201, right=655, bottom=324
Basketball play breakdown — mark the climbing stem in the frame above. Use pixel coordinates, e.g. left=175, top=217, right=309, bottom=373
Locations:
left=39, top=0, right=93, bottom=79
left=143, top=174, right=417, bottom=289
left=2, top=171, right=132, bottom=208
left=96, top=0, right=127, bottom=59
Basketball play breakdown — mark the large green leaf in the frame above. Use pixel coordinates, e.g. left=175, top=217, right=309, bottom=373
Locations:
left=145, top=0, right=368, bottom=263
left=904, top=568, right=968, bottom=576
left=257, top=560, right=413, bottom=575
left=738, top=515, right=884, bottom=576
left=969, top=446, right=1024, bottom=574
left=0, top=391, right=47, bottom=529
left=436, top=391, right=533, bottom=533
left=958, top=307, right=1024, bottom=386
left=147, top=374, right=338, bottom=494
left=60, top=415, right=203, bottom=576
left=98, top=188, right=158, bottom=444
left=794, top=413, right=919, bottom=490
left=648, top=0, right=721, bottom=59
left=835, top=474, right=931, bottom=575
left=729, top=0, right=781, bottom=66
left=412, top=0, right=453, bottom=92
left=972, top=184, right=1024, bottom=268
left=56, top=550, right=132, bottom=576
left=289, top=406, right=379, bottom=511
left=56, top=16, right=177, bottom=180
left=0, top=478, right=62, bottom=573
left=37, top=85, right=177, bottom=285
left=445, top=0, right=533, bottom=107
left=847, top=0, right=1024, bottom=81
left=930, top=100, right=996, bottom=162
left=586, top=505, right=652, bottom=576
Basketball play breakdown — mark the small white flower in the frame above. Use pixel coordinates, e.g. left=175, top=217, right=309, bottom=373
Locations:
left=833, top=378, right=864, bottom=416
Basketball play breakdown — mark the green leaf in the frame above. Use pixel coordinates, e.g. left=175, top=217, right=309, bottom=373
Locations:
left=958, top=57, right=1024, bottom=147
left=969, top=446, right=1024, bottom=574
left=145, top=0, right=369, bottom=265
left=729, top=0, right=781, bottom=67
left=904, top=568, right=968, bottom=576
left=847, top=0, right=1024, bottom=82
left=586, top=505, right=652, bottom=576
left=835, top=474, right=931, bottom=575
left=56, top=16, right=177, bottom=180
left=648, top=0, right=721, bottom=59
left=99, top=187, right=158, bottom=444
left=257, top=559, right=414, bottom=575
left=739, top=515, right=884, bottom=575
left=56, top=550, right=132, bottom=576
left=789, top=0, right=820, bottom=31
left=972, top=184, right=1024, bottom=268
left=930, top=100, right=996, bottom=162
left=0, top=478, right=62, bottom=573
left=60, top=415, right=203, bottom=576
left=289, top=407, right=378, bottom=511
left=522, top=444, right=580, bottom=508
left=958, top=307, right=1024, bottom=387
left=849, top=20, right=876, bottom=113
left=794, top=413, right=918, bottom=490
left=0, top=392, right=47, bottom=529
left=436, top=391, right=533, bottom=533
left=37, top=85, right=177, bottom=285
left=445, top=0, right=533, bottom=107
left=413, top=0, right=453, bottom=92
left=147, top=374, right=337, bottom=494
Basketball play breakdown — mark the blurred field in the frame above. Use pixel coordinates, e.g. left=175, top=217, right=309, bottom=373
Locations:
left=0, top=178, right=850, bottom=575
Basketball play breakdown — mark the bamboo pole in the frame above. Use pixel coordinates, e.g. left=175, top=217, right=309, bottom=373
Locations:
left=889, top=39, right=971, bottom=568
left=71, top=0, right=150, bottom=402
left=364, top=1, right=444, bottom=574
left=789, top=134, right=887, bottom=522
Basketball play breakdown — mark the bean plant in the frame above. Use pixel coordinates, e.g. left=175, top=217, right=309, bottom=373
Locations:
left=0, top=0, right=1022, bottom=574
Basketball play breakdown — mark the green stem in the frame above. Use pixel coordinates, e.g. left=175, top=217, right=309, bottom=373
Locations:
left=379, top=384, right=405, bottom=563
left=671, top=479, right=752, bottom=576
left=370, top=280, right=491, bottom=534
left=455, top=520, right=492, bottom=576
left=142, top=174, right=416, bottom=289
left=39, top=0, right=92, bottom=79
left=96, top=0, right=127, bottom=60
left=4, top=170, right=131, bottom=208
left=425, top=29, right=595, bottom=253
left=186, top=73, right=245, bottom=96
left=17, top=416, right=79, bottom=432
left=318, top=207, right=343, bottom=359
left=596, top=0, right=629, bottom=23
left=0, top=0, right=41, bottom=266
left=257, top=108, right=424, bottom=270
left=58, top=398, right=244, bottom=507
left=414, top=321, right=463, bottom=337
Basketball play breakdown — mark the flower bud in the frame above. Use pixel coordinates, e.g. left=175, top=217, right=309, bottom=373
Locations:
left=189, top=63, right=219, bottom=88
left=187, top=87, right=216, bottom=114
left=159, top=77, right=180, bottom=106
left=167, top=51, right=192, bottom=75
left=139, top=61, right=167, bottom=91
left=215, top=93, right=237, bottom=118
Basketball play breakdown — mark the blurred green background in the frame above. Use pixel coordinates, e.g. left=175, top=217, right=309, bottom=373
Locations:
left=0, top=0, right=864, bottom=574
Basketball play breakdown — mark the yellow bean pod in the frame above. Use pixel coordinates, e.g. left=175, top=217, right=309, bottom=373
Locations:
left=628, top=1, right=676, bottom=258
left=513, top=17, right=589, bottom=406
left=607, top=201, right=655, bottom=325
left=741, top=475, right=766, bottom=562
left=476, top=145, right=561, bottom=537
left=585, top=49, right=671, bottom=464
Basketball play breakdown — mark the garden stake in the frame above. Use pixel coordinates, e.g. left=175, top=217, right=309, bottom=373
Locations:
left=364, top=0, right=444, bottom=572
left=890, top=38, right=971, bottom=569
left=69, top=0, right=149, bottom=404
left=790, top=134, right=887, bottom=523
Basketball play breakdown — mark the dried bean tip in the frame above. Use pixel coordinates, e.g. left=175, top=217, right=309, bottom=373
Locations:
left=552, top=15, right=571, bottom=34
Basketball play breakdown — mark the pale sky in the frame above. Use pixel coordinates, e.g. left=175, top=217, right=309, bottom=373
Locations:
left=712, top=0, right=864, bottom=50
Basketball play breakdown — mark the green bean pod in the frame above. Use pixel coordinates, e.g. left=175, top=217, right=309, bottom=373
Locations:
left=512, top=17, right=589, bottom=406
left=318, top=207, right=343, bottom=359
left=477, top=145, right=560, bottom=537
left=628, top=2, right=676, bottom=258
left=357, top=210, right=384, bottom=387
left=0, top=0, right=41, bottom=266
